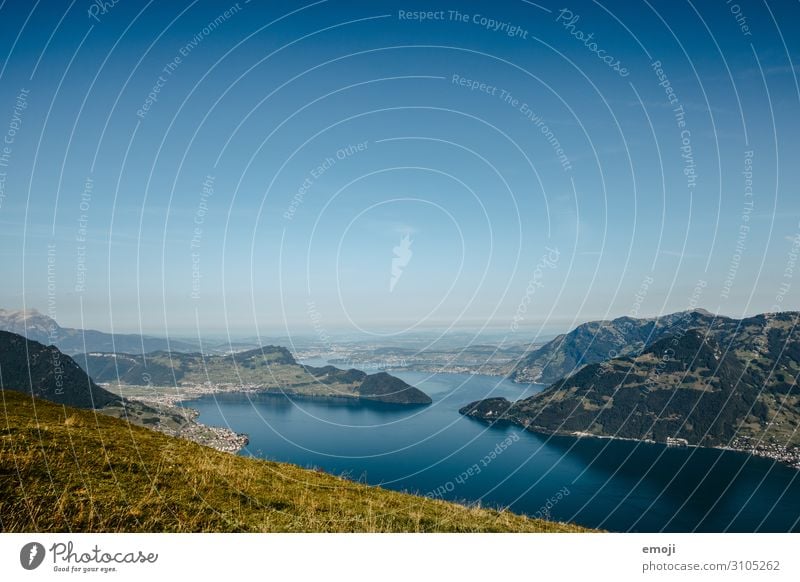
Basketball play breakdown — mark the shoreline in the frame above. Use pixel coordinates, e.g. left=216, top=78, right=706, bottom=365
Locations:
left=517, top=423, right=800, bottom=470
left=486, top=375, right=800, bottom=470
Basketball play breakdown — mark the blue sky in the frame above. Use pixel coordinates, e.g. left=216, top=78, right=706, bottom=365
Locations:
left=0, top=0, right=798, bottom=338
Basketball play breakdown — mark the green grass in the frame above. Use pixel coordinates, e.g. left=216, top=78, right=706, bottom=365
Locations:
left=0, top=390, right=590, bottom=533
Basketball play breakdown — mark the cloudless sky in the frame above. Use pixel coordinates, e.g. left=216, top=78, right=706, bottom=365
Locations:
left=0, top=0, right=798, bottom=341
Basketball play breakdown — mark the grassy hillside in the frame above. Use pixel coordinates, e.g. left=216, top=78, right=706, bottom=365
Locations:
left=0, top=391, right=588, bottom=533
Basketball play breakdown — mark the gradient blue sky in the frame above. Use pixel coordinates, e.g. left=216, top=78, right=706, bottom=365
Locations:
left=0, top=0, right=798, bottom=338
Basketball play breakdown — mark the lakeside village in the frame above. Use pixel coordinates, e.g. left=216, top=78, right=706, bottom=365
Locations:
left=729, top=436, right=800, bottom=470
left=159, top=406, right=249, bottom=455
left=105, top=381, right=258, bottom=454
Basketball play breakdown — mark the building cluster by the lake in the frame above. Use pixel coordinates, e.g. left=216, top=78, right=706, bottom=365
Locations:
left=135, top=400, right=249, bottom=453
left=730, top=436, right=800, bottom=469
left=107, top=383, right=252, bottom=454
left=666, top=437, right=689, bottom=447
left=172, top=422, right=248, bottom=454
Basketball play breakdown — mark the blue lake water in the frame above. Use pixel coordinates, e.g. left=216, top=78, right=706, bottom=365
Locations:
left=184, top=365, right=800, bottom=532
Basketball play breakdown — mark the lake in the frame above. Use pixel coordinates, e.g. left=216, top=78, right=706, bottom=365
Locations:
left=184, top=365, right=800, bottom=532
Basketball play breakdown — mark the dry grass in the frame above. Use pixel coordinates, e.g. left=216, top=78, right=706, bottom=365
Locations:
left=0, top=390, right=591, bottom=533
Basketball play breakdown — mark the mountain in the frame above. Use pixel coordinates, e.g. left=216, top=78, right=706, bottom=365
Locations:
left=0, top=390, right=588, bottom=532
left=304, top=366, right=431, bottom=404
left=0, top=330, right=120, bottom=408
left=78, top=347, right=433, bottom=405
left=511, top=308, right=725, bottom=384
left=0, top=308, right=198, bottom=355
left=75, top=345, right=294, bottom=386
left=463, top=311, right=800, bottom=457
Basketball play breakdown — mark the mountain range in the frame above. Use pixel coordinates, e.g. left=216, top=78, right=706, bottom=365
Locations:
left=511, top=308, right=720, bottom=384
left=78, top=347, right=432, bottom=405
left=0, top=306, right=432, bottom=407
left=463, top=310, right=800, bottom=460
left=0, top=308, right=197, bottom=355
